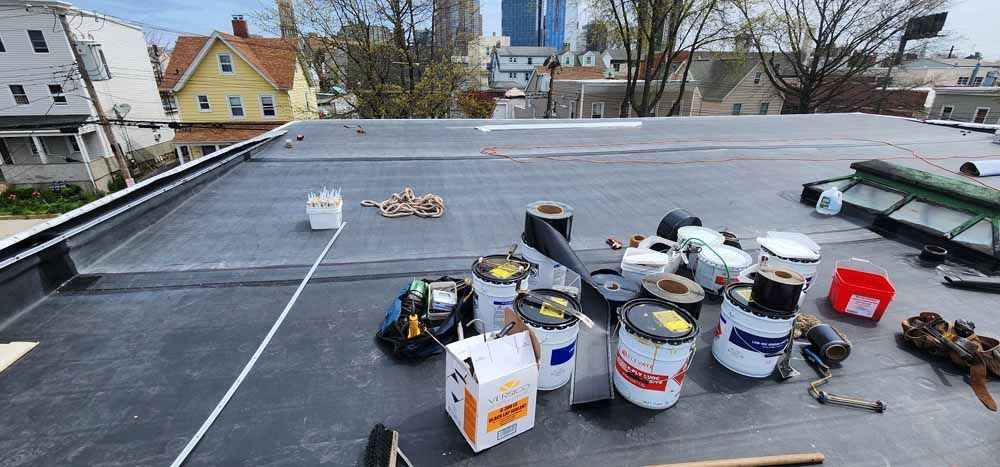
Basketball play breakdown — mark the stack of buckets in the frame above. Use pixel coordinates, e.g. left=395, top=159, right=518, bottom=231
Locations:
left=712, top=266, right=806, bottom=378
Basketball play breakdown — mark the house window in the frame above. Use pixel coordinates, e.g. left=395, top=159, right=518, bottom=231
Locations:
left=68, top=136, right=80, bottom=152
left=614, top=63, right=621, bottom=71
left=591, top=102, right=604, bottom=118
left=508, top=72, right=517, bottom=79
left=508, top=57, right=516, bottom=63
left=160, top=92, right=177, bottom=113
left=199, top=145, right=218, bottom=156
left=27, top=30, right=48, bottom=53
left=228, top=95, right=245, bottom=117
left=218, top=53, right=235, bottom=74
left=585, top=56, right=592, bottom=65
left=527, top=57, right=533, bottom=64
left=9, top=85, right=28, bottom=105
left=759, top=102, right=770, bottom=115
left=957, top=77, right=970, bottom=85
left=260, top=94, right=277, bottom=117
left=48, top=84, right=67, bottom=105
left=0, top=36, right=5, bottom=52
left=196, top=95, right=211, bottom=112
left=731, top=103, right=742, bottom=115
left=973, top=107, right=990, bottom=124
left=98, top=49, right=112, bottom=79
left=179, top=145, right=190, bottom=159
left=754, top=71, right=762, bottom=84
left=940, top=105, right=954, bottom=120
left=973, top=77, right=984, bottom=86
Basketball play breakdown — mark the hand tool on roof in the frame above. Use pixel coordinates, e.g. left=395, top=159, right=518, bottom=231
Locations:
left=645, top=451, right=825, bottom=467
left=802, top=347, right=886, bottom=413
left=942, top=275, right=1000, bottom=294
left=776, top=328, right=799, bottom=380
left=519, top=290, right=595, bottom=328
left=606, top=237, right=623, bottom=250
left=902, top=312, right=998, bottom=411
left=364, top=423, right=413, bottom=467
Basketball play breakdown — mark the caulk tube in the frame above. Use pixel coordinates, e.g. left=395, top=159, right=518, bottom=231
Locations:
left=525, top=214, right=613, bottom=405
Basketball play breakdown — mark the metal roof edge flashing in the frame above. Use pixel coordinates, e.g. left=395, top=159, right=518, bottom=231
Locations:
left=0, top=125, right=290, bottom=318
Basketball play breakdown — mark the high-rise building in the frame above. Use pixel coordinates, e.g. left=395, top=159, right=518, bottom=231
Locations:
left=433, top=0, right=483, bottom=53
left=502, top=0, right=541, bottom=47
left=544, top=0, right=565, bottom=50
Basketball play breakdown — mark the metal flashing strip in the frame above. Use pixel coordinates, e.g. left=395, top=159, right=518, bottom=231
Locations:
left=476, top=121, right=643, bottom=132
left=0, top=127, right=290, bottom=272
left=169, top=222, right=347, bottom=467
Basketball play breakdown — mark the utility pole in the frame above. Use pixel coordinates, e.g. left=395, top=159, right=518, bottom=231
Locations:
left=544, top=57, right=560, bottom=118
left=58, top=12, right=134, bottom=186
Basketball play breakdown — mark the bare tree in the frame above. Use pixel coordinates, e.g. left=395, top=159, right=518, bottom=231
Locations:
left=254, top=0, right=477, bottom=118
left=597, top=0, right=729, bottom=117
left=733, top=0, right=947, bottom=114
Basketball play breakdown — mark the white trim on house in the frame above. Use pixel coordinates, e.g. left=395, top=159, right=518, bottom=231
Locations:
left=196, top=94, right=212, bottom=112
left=26, top=29, right=49, bottom=54
left=226, top=95, right=246, bottom=118
left=217, top=52, right=235, bottom=75
left=940, top=105, right=954, bottom=120
left=973, top=106, right=991, bottom=124
left=258, top=94, right=277, bottom=118
left=172, top=32, right=283, bottom=92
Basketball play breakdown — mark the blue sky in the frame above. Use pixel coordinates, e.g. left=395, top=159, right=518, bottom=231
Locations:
left=74, top=0, right=998, bottom=59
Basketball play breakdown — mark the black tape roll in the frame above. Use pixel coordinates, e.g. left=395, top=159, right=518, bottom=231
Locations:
left=524, top=213, right=612, bottom=405
left=750, top=266, right=805, bottom=313
left=656, top=208, right=702, bottom=241
left=591, top=269, right=641, bottom=309
left=640, top=273, right=705, bottom=319
left=807, top=324, right=852, bottom=362
left=524, top=201, right=573, bottom=248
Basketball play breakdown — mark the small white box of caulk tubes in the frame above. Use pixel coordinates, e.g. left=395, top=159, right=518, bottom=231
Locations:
left=444, top=309, right=540, bottom=452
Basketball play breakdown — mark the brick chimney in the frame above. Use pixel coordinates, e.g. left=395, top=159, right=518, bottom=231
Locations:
left=231, top=15, right=249, bottom=38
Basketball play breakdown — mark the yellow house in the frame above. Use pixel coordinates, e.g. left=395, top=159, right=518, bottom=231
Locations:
left=160, top=16, right=318, bottom=160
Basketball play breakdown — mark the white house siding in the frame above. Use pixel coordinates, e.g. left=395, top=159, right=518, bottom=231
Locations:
left=0, top=10, right=91, bottom=116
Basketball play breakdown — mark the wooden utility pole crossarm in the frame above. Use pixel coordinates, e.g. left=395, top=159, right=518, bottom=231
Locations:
left=58, top=13, right=134, bottom=187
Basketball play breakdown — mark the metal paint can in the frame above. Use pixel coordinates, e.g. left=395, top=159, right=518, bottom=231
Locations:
left=712, top=283, right=796, bottom=378
left=693, top=244, right=754, bottom=294
left=515, top=289, right=580, bottom=390
left=613, top=298, right=699, bottom=410
left=472, top=254, right=530, bottom=333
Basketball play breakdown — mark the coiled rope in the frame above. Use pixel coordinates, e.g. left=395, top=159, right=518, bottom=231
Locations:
left=361, top=187, right=445, bottom=218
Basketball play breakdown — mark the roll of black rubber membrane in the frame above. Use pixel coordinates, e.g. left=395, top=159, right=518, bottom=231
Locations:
left=750, top=266, right=805, bottom=313
left=523, top=209, right=612, bottom=405
left=640, top=273, right=706, bottom=319
left=656, top=208, right=702, bottom=241
left=591, top=269, right=641, bottom=310
left=806, top=324, right=851, bottom=362
left=524, top=201, right=573, bottom=248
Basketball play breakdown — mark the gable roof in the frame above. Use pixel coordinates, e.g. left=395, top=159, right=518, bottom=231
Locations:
left=160, top=32, right=302, bottom=92
left=686, top=58, right=760, bottom=100
left=496, top=46, right=556, bottom=57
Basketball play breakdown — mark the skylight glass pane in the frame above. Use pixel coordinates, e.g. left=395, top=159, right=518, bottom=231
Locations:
left=842, top=183, right=904, bottom=212
left=952, top=218, right=996, bottom=254
left=888, top=199, right=974, bottom=234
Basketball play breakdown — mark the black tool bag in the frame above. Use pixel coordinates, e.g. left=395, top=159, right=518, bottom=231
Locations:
left=375, top=276, right=473, bottom=360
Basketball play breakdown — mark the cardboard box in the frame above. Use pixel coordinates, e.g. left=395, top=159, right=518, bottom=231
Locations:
left=445, top=310, right=540, bottom=452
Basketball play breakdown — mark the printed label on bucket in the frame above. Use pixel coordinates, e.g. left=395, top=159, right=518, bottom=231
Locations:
left=492, top=299, right=515, bottom=330
left=652, top=309, right=691, bottom=333
left=845, top=294, right=880, bottom=318
left=550, top=341, right=576, bottom=366
left=729, top=328, right=788, bottom=357
left=539, top=297, right=569, bottom=319
left=615, top=352, right=669, bottom=391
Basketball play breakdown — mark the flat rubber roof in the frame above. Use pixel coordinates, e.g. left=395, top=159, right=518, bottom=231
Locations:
left=1, top=114, right=998, bottom=466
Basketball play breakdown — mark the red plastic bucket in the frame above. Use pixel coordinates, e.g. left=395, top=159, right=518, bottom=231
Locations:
left=828, top=258, right=895, bottom=321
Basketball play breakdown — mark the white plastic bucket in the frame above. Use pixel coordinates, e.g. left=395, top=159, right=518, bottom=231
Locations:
left=472, top=255, right=529, bottom=333
left=759, top=247, right=820, bottom=291
left=620, top=247, right=682, bottom=282
left=514, top=289, right=580, bottom=390
left=693, top=245, right=753, bottom=294
left=306, top=205, right=342, bottom=230
left=520, top=239, right=566, bottom=289
left=712, top=283, right=796, bottom=378
left=613, top=299, right=698, bottom=410
left=677, top=226, right=724, bottom=271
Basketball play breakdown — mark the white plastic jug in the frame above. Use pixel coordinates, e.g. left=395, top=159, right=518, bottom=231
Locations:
left=815, top=186, right=843, bottom=215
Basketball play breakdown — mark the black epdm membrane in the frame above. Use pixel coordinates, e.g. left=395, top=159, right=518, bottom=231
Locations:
left=620, top=298, right=699, bottom=345
left=514, top=289, right=580, bottom=329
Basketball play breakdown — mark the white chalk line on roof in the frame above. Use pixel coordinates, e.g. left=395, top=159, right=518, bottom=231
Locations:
left=476, top=121, right=643, bottom=132
left=169, top=222, right=347, bottom=467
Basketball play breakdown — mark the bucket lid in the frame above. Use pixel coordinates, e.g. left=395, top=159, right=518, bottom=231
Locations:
left=620, top=298, right=698, bottom=344
left=698, top=244, right=753, bottom=268
left=515, top=289, right=580, bottom=329
left=677, top=226, right=724, bottom=246
left=758, top=237, right=820, bottom=261
left=473, top=254, right=530, bottom=283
